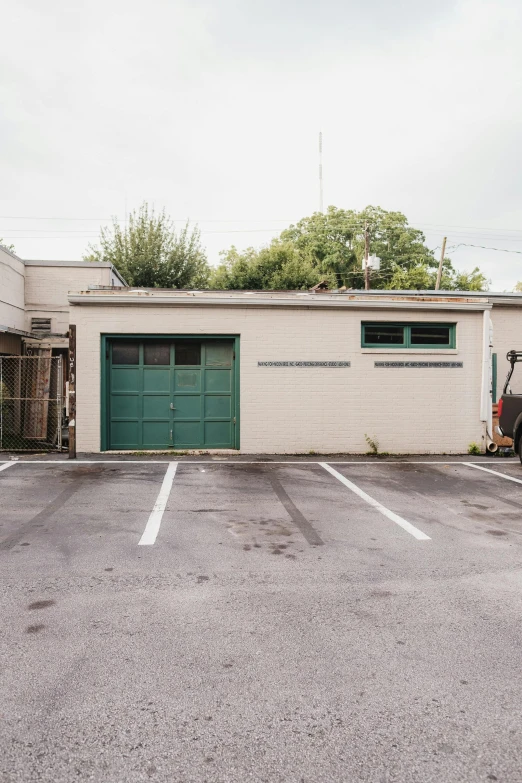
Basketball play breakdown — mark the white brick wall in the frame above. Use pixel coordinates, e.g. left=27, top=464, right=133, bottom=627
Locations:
left=24, top=264, right=114, bottom=335
left=71, top=302, right=485, bottom=454
left=0, top=247, right=25, bottom=332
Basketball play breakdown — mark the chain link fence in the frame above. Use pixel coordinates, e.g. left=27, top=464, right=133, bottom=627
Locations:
left=0, top=356, right=64, bottom=451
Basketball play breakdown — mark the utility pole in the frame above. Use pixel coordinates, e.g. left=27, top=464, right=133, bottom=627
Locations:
left=319, top=132, right=323, bottom=213
left=435, top=236, right=447, bottom=290
left=364, top=223, right=370, bottom=290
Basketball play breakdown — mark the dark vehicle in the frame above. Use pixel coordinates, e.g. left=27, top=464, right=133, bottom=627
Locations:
left=498, top=350, right=522, bottom=460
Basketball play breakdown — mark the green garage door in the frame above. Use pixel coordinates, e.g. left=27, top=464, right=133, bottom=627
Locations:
left=107, top=339, right=237, bottom=450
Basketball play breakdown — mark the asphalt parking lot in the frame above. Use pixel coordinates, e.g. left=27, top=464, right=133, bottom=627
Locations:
left=1, top=456, right=522, bottom=783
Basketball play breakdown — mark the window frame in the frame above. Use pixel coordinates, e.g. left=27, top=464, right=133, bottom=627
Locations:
left=361, top=322, right=456, bottom=350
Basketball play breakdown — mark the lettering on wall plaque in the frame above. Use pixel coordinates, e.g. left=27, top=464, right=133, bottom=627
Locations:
left=258, top=361, right=351, bottom=368
left=374, top=361, right=463, bottom=368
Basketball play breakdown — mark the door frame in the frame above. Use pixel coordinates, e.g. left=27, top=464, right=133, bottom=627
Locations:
left=100, top=334, right=240, bottom=452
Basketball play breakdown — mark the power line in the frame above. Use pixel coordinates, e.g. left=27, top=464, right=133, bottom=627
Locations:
left=1, top=214, right=522, bottom=233
left=447, top=243, right=522, bottom=255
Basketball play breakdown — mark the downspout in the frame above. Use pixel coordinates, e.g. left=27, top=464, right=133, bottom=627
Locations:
left=480, top=309, right=497, bottom=453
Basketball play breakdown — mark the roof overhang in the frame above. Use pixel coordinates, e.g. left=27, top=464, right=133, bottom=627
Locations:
left=68, top=292, right=492, bottom=311
left=0, top=325, right=42, bottom=339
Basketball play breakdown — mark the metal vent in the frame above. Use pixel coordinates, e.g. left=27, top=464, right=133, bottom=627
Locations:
left=31, top=318, right=52, bottom=334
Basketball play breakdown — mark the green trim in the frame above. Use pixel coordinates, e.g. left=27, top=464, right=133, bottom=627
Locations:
left=100, top=335, right=108, bottom=452
left=100, top=334, right=240, bottom=452
left=361, top=322, right=456, bottom=349
left=492, top=352, right=497, bottom=403
left=234, top=336, right=240, bottom=449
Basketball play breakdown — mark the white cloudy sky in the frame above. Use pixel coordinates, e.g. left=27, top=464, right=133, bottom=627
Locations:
left=1, top=0, right=522, bottom=289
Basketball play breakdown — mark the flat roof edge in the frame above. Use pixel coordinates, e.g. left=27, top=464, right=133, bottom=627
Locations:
left=68, top=294, right=492, bottom=311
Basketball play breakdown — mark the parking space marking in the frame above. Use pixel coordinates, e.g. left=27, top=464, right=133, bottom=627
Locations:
left=464, top=462, right=522, bottom=485
left=138, top=462, right=178, bottom=546
left=267, top=470, right=324, bottom=546
left=320, top=462, right=431, bottom=541
left=0, top=462, right=15, bottom=473
left=0, top=459, right=517, bottom=465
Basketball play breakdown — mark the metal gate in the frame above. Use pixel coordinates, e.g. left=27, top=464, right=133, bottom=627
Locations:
left=0, top=356, right=64, bottom=451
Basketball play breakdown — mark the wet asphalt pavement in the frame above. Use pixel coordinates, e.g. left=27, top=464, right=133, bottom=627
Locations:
left=1, top=457, right=522, bottom=783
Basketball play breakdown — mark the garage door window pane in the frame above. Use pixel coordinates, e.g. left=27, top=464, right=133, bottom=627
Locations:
left=410, top=326, right=452, bottom=346
left=363, top=325, right=404, bottom=345
left=144, top=342, right=170, bottom=365
left=112, top=342, right=139, bottom=365
left=175, top=343, right=201, bottom=365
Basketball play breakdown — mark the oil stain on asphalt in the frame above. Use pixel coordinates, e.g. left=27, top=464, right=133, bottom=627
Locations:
left=27, top=600, right=55, bottom=610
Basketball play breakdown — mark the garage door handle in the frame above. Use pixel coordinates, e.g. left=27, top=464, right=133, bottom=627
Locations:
left=170, top=403, right=176, bottom=410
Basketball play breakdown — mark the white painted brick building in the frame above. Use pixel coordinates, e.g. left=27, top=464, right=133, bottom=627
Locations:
left=68, top=289, right=494, bottom=455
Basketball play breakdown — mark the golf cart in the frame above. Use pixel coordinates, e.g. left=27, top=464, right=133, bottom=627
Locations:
left=497, top=350, right=522, bottom=461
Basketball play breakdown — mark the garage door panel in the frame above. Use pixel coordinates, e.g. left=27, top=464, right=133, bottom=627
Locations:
left=143, top=395, right=170, bottom=418
left=142, top=421, right=170, bottom=447
left=143, top=369, right=170, bottom=392
left=110, top=421, right=140, bottom=448
left=204, top=421, right=232, bottom=447
left=108, top=338, right=236, bottom=451
left=174, top=369, right=201, bottom=392
left=111, top=368, right=140, bottom=393
left=173, top=421, right=201, bottom=446
left=111, top=395, right=140, bottom=419
left=205, top=342, right=232, bottom=367
left=205, top=395, right=231, bottom=419
left=173, top=395, right=201, bottom=419
left=205, top=369, right=231, bottom=393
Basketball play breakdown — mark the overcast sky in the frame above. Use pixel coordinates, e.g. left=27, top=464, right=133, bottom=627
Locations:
left=1, top=0, right=521, bottom=289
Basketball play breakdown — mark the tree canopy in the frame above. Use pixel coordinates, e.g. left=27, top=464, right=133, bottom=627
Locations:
left=209, top=206, right=489, bottom=292
left=84, top=203, right=209, bottom=288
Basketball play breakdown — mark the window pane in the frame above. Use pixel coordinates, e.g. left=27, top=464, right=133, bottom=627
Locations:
left=175, top=342, right=201, bottom=365
left=410, top=326, right=451, bottom=346
left=144, top=342, right=170, bottom=365
left=112, top=341, right=139, bottom=365
left=364, top=325, right=404, bottom=345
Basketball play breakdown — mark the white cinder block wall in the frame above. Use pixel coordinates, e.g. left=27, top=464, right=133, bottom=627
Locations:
left=0, top=247, right=25, bottom=332
left=490, top=308, right=522, bottom=399
left=24, top=264, right=117, bottom=337
left=70, top=301, right=485, bottom=454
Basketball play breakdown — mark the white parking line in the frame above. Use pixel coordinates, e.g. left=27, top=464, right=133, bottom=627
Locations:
left=320, top=462, right=431, bottom=541
left=0, top=459, right=515, bottom=465
left=138, top=462, right=178, bottom=546
left=464, top=462, right=522, bottom=485
left=0, top=462, right=16, bottom=473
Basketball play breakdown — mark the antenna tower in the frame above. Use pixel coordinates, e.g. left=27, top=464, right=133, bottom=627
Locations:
left=319, top=132, right=324, bottom=213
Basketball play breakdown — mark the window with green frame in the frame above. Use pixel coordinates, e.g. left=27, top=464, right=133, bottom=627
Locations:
left=361, top=322, right=456, bottom=349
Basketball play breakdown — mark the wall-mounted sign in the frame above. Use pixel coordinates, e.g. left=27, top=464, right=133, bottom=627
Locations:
left=258, top=361, right=351, bottom=368
left=374, top=361, right=463, bottom=368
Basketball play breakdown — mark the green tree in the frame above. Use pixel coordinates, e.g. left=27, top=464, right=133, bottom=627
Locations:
left=212, top=205, right=489, bottom=292
left=0, top=239, right=15, bottom=253
left=210, top=243, right=319, bottom=290
left=386, top=260, right=488, bottom=291
left=84, top=203, right=209, bottom=288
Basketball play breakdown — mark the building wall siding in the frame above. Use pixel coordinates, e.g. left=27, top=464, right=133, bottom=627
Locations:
left=0, top=248, right=25, bottom=332
left=491, top=307, right=522, bottom=400
left=71, top=303, right=485, bottom=454
left=24, top=265, right=115, bottom=336
left=0, top=332, right=22, bottom=355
